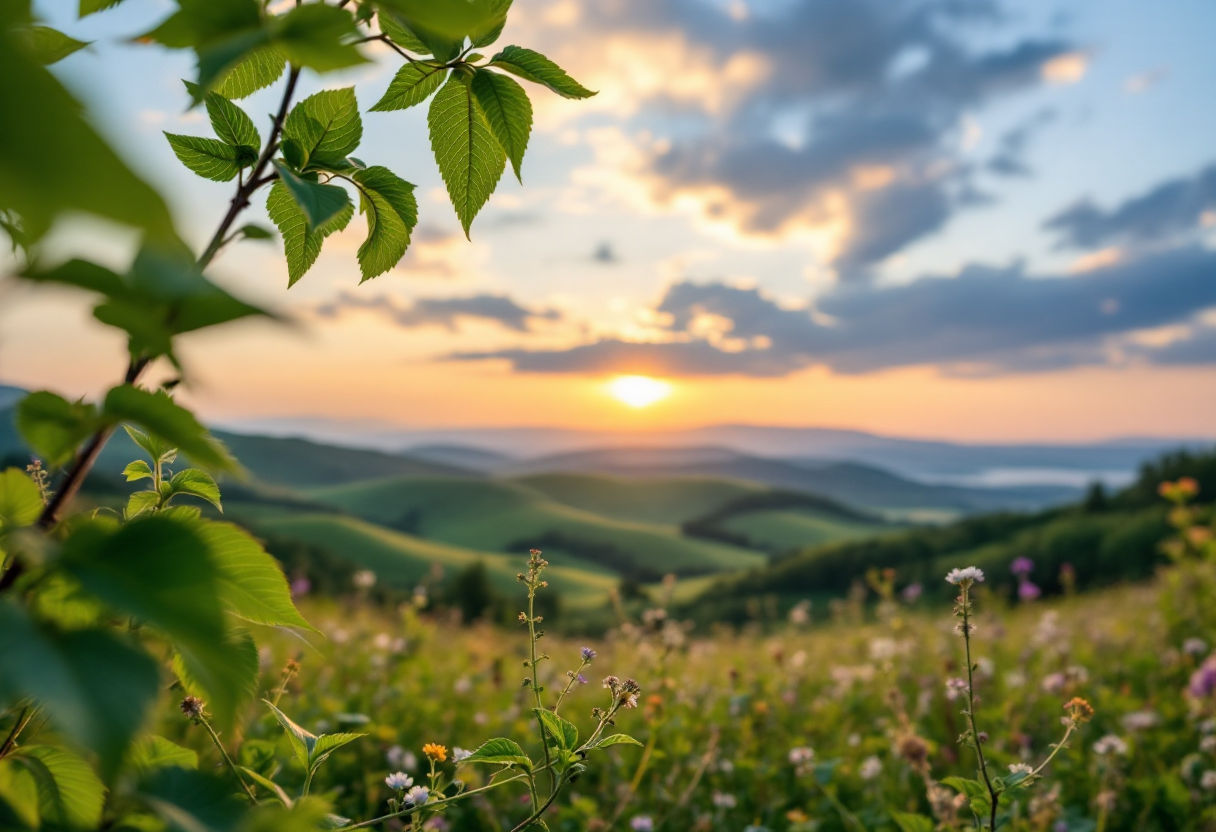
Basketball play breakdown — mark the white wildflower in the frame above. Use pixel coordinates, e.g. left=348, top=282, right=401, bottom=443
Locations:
left=945, top=566, right=985, bottom=586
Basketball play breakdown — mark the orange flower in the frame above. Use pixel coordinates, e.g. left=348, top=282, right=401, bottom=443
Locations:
left=423, top=743, right=448, bottom=763
left=1064, top=697, right=1094, bottom=724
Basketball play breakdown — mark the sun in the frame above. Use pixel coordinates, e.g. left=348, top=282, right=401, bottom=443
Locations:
left=607, top=375, right=673, bottom=409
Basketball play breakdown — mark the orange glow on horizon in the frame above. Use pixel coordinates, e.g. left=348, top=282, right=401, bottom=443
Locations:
left=607, top=375, right=673, bottom=408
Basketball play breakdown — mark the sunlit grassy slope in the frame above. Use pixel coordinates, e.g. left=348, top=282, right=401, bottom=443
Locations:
left=508, top=473, right=765, bottom=525
left=240, top=509, right=619, bottom=605
left=717, top=507, right=888, bottom=551
left=307, top=475, right=768, bottom=575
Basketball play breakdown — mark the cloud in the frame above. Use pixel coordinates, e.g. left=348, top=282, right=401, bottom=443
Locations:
left=529, top=0, right=1077, bottom=276
left=1044, top=163, right=1216, bottom=250
left=987, top=109, right=1056, bottom=178
left=315, top=292, right=562, bottom=333
left=592, top=242, right=618, bottom=264
left=450, top=246, right=1216, bottom=375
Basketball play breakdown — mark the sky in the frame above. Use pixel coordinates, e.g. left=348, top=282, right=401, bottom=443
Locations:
left=3, top=0, right=1216, bottom=442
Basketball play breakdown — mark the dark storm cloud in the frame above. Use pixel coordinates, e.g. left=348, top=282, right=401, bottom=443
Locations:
left=451, top=246, right=1216, bottom=376
left=571, top=0, right=1077, bottom=275
left=1045, top=163, right=1216, bottom=249
left=315, top=292, right=561, bottom=332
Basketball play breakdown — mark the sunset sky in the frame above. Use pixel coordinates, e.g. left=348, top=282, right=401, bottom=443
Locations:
left=3, top=0, right=1216, bottom=442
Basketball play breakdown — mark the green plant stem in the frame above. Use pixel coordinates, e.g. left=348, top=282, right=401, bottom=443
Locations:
left=551, top=658, right=590, bottom=715
left=509, top=773, right=568, bottom=832
left=333, top=772, right=530, bottom=831
left=1030, top=724, right=1076, bottom=777
left=0, top=706, right=35, bottom=760
left=961, top=587, right=998, bottom=830
left=526, top=583, right=554, bottom=792
left=199, top=718, right=258, bottom=804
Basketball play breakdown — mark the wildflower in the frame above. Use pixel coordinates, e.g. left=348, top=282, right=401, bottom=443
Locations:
left=1011, top=556, right=1034, bottom=577
left=711, top=791, right=737, bottom=809
left=352, top=569, right=377, bottom=590
left=290, top=576, right=311, bottom=597
left=404, top=785, right=430, bottom=806
left=788, top=599, right=811, bottom=626
left=179, top=696, right=205, bottom=719
left=385, top=772, right=413, bottom=791
left=1183, top=638, right=1209, bottom=656
left=1200, top=736, right=1216, bottom=753
left=945, top=566, right=984, bottom=586
left=630, top=816, right=654, bottom=832
left=789, top=747, right=814, bottom=766
left=1008, top=763, right=1034, bottom=776
left=577, top=674, right=588, bottom=684
left=1018, top=581, right=1042, bottom=602
left=423, top=743, right=447, bottom=763
left=1190, top=656, right=1216, bottom=699
left=581, top=647, right=597, bottom=662
left=901, top=582, right=923, bottom=603
left=954, top=621, right=977, bottom=636
left=945, top=677, right=969, bottom=701
left=452, top=747, right=473, bottom=763
left=453, top=677, right=473, bottom=695
left=603, top=676, right=621, bottom=692
left=1121, top=710, right=1160, bottom=731
left=860, top=755, right=882, bottom=780
left=1092, top=735, right=1128, bottom=756
left=1041, top=672, right=1066, bottom=694
left=1202, top=771, right=1216, bottom=791
left=423, top=818, right=449, bottom=831
left=1065, top=697, right=1094, bottom=725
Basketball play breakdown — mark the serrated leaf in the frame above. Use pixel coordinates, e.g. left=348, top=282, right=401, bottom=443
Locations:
left=370, top=62, right=447, bottom=112
left=531, top=709, right=578, bottom=752
left=587, top=734, right=643, bottom=750
left=272, top=162, right=353, bottom=234
left=240, top=767, right=293, bottom=807
left=0, top=603, right=160, bottom=778
left=351, top=166, right=417, bottom=281
left=80, top=0, right=126, bottom=16
left=469, top=0, right=511, bottom=47
left=164, top=133, right=241, bottom=182
left=428, top=75, right=505, bottom=237
left=18, top=26, right=91, bottom=65
left=215, top=47, right=286, bottom=100
left=264, top=701, right=317, bottom=767
left=0, top=469, right=43, bottom=530
left=203, top=90, right=259, bottom=151
left=125, top=490, right=161, bottom=521
left=17, top=744, right=106, bottom=829
left=461, top=738, right=532, bottom=768
left=16, top=391, right=101, bottom=468
left=266, top=181, right=353, bottom=286
left=273, top=4, right=368, bottom=73
left=124, top=460, right=155, bottom=482
left=471, top=68, right=531, bottom=182
left=378, top=13, right=431, bottom=54
left=308, top=733, right=364, bottom=771
left=130, top=736, right=200, bottom=774
left=200, top=522, right=314, bottom=630
left=168, top=469, right=222, bottom=510
left=489, top=45, right=596, bottom=99
left=124, top=426, right=177, bottom=466
left=282, top=88, right=362, bottom=169
left=104, top=387, right=236, bottom=473
left=172, top=627, right=260, bottom=731
left=0, top=758, right=40, bottom=828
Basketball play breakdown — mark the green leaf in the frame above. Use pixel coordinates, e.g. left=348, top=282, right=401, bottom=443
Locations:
left=488, top=45, right=596, bottom=99
left=379, top=0, right=507, bottom=61
left=0, top=469, right=42, bottom=530
left=351, top=166, right=418, bottom=281
left=531, top=709, right=578, bottom=752
left=124, top=490, right=161, bottom=521
left=16, top=391, right=100, bottom=468
left=890, top=812, right=936, bottom=832
left=282, top=88, right=362, bottom=170
left=164, top=133, right=242, bottom=182
left=203, top=90, right=259, bottom=152
left=0, top=603, right=159, bottom=777
left=214, top=47, right=286, bottom=100
left=199, top=522, right=314, bottom=629
left=272, top=162, right=353, bottom=234
left=239, top=224, right=274, bottom=240
left=140, top=768, right=246, bottom=832
left=264, top=702, right=317, bottom=768
left=428, top=75, right=505, bottom=238
left=370, top=62, right=448, bottom=112
left=469, top=0, right=511, bottom=47
left=471, top=68, right=531, bottom=182
left=79, top=0, right=126, bottom=17
left=0, top=24, right=175, bottom=242
left=308, top=734, right=364, bottom=772
left=103, top=387, right=237, bottom=474
left=460, top=738, right=531, bottom=768
left=586, top=734, right=642, bottom=750
left=20, top=258, right=126, bottom=296
left=172, top=628, right=260, bottom=731
left=18, top=26, right=90, bottom=65
left=273, top=4, right=368, bottom=73
left=17, top=744, right=107, bottom=829
left=378, top=13, right=431, bottom=54
left=168, top=469, right=222, bottom=510
left=241, top=796, right=335, bottom=832
left=123, top=460, right=155, bottom=482
left=0, top=759, right=40, bottom=828
left=240, top=768, right=293, bottom=807
left=124, top=426, right=177, bottom=466
left=266, top=180, right=353, bottom=286
left=129, top=736, right=199, bottom=774
left=942, top=776, right=991, bottom=819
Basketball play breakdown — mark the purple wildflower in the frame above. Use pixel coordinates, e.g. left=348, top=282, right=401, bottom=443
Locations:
left=1190, top=656, right=1216, bottom=699
left=581, top=647, right=597, bottom=662
left=290, top=576, right=311, bottom=597
left=1018, top=581, right=1042, bottom=602
left=901, top=582, right=923, bottom=603
left=1010, top=557, right=1034, bottom=577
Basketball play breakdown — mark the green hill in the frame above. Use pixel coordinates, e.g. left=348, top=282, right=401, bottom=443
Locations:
left=308, top=475, right=768, bottom=578
left=508, top=472, right=764, bottom=525
left=237, top=509, right=618, bottom=606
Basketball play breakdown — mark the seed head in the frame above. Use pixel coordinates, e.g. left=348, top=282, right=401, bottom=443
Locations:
left=179, top=696, right=205, bottom=720
left=1064, top=697, right=1094, bottom=724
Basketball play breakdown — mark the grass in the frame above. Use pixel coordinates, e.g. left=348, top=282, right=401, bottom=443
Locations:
left=509, top=473, right=765, bottom=525
left=717, top=507, right=890, bottom=551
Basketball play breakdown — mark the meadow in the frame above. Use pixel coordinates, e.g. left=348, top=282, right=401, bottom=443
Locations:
left=150, top=545, right=1216, bottom=832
